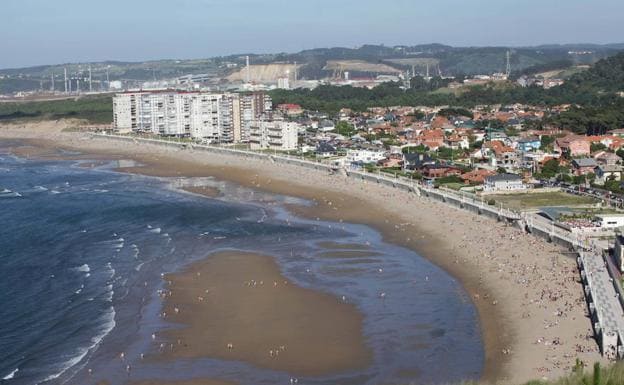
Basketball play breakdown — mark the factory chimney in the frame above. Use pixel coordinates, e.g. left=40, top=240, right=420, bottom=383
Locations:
left=245, top=56, right=250, bottom=83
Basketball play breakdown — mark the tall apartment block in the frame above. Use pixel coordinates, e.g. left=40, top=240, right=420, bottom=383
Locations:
left=249, top=120, right=300, bottom=151
left=113, top=90, right=272, bottom=144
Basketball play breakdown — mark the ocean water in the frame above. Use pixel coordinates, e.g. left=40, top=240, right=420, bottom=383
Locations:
left=0, top=142, right=483, bottom=385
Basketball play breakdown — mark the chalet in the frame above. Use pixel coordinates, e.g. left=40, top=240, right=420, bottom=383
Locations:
left=379, top=153, right=403, bottom=168
left=571, top=158, right=598, bottom=176
left=421, top=164, right=461, bottom=179
left=483, top=173, right=526, bottom=192
left=403, top=153, right=435, bottom=171
left=315, top=142, right=337, bottom=158
left=554, top=135, right=590, bottom=157
left=517, top=137, right=541, bottom=152
left=594, top=151, right=621, bottom=166
left=594, top=165, right=623, bottom=185
left=484, top=141, right=519, bottom=169
left=277, top=104, right=304, bottom=116
left=417, top=129, right=445, bottom=148
left=345, top=149, right=386, bottom=165
left=444, top=135, right=469, bottom=150
left=461, top=169, right=496, bottom=184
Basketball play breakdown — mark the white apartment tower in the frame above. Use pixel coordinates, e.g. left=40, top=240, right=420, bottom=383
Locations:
left=113, top=91, right=268, bottom=143
left=249, top=121, right=299, bottom=151
left=238, top=92, right=273, bottom=142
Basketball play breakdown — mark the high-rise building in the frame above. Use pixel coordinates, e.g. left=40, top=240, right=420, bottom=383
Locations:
left=113, top=91, right=270, bottom=143
left=249, top=120, right=299, bottom=151
left=238, top=92, right=273, bottom=142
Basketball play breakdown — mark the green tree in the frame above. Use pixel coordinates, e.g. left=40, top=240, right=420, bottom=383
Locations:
left=541, top=159, right=560, bottom=178
left=402, top=145, right=428, bottom=154
left=540, top=135, right=555, bottom=151
left=590, top=142, right=607, bottom=153
left=334, top=121, right=356, bottom=136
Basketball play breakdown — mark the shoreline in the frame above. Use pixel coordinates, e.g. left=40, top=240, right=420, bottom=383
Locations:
left=0, top=120, right=605, bottom=384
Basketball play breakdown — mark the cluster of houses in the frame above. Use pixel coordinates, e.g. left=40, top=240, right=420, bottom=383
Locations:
left=282, top=103, right=624, bottom=193
left=112, top=93, right=624, bottom=194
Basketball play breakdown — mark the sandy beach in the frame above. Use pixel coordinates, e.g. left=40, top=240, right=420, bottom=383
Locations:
left=156, top=251, right=371, bottom=376
left=0, top=120, right=606, bottom=384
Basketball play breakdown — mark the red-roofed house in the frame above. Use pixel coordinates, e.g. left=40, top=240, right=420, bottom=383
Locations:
left=554, top=135, right=590, bottom=157
left=461, top=169, right=496, bottom=184
left=277, top=104, right=303, bottom=115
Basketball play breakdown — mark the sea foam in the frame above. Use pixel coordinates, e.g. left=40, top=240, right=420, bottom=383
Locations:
left=2, top=368, right=18, bottom=380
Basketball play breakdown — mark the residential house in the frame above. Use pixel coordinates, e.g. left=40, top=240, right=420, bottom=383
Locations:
left=594, top=151, right=621, bottom=166
left=379, top=154, right=403, bottom=168
left=483, top=173, right=526, bottom=192
left=516, top=137, right=541, bottom=152
left=444, top=135, right=469, bottom=150
left=461, top=169, right=496, bottom=185
left=594, top=165, right=623, bottom=185
left=483, top=141, right=519, bottom=169
left=315, top=142, right=337, bottom=158
left=345, top=149, right=387, bottom=165
left=554, top=135, right=590, bottom=157
left=417, top=129, right=445, bottom=148
left=421, top=164, right=461, bottom=179
left=403, top=153, right=435, bottom=171
left=276, top=104, right=304, bottom=116
left=571, top=158, right=598, bottom=176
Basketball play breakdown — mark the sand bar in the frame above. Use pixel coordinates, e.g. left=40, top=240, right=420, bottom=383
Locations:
left=157, top=251, right=372, bottom=376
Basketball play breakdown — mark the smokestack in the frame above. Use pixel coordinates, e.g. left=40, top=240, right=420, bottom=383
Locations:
left=64, top=68, right=68, bottom=94
left=51, top=74, right=55, bottom=92
left=245, top=56, right=250, bottom=83
left=89, top=65, right=92, bottom=92
left=294, top=61, right=297, bottom=83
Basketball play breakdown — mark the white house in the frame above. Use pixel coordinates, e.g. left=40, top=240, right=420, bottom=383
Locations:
left=595, top=214, right=624, bottom=229
left=483, top=173, right=526, bottom=192
left=345, top=149, right=387, bottom=165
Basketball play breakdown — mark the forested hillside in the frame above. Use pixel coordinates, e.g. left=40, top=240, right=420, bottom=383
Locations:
left=271, top=52, right=624, bottom=134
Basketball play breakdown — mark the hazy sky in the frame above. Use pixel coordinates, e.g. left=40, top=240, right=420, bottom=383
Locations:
left=2, top=0, right=623, bottom=69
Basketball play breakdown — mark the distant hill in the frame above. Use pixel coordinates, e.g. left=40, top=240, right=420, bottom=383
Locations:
left=0, top=43, right=622, bottom=94
left=562, top=52, right=624, bottom=93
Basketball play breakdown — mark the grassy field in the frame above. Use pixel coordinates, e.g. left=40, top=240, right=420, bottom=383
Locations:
left=486, top=191, right=600, bottom=210
left=0, top=95, right=113, bottom=124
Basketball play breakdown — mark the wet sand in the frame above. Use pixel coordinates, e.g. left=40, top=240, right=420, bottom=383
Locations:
left=0, top=120, right=606, bottom=384
left=129, top=380, right=236, bottom=385
left=180, top=186, right=221, bottom=198
left=156, top=251, right=372, bottom=376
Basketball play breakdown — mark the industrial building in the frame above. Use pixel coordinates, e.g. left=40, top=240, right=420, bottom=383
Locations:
left=113, top=90, right=272, bottom=143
